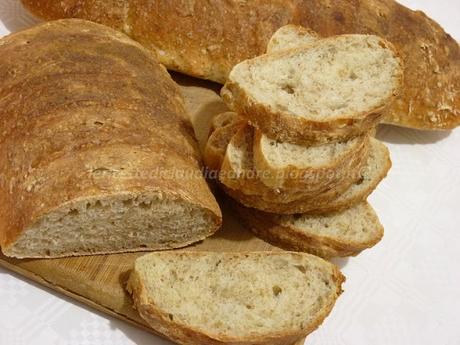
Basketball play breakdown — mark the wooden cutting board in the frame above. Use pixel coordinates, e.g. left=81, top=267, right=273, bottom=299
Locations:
left=0, top=74, right=306, bottom=345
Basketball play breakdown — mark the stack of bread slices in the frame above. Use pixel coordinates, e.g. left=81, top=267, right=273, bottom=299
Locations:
left=204, top=25, right=403, bottom=258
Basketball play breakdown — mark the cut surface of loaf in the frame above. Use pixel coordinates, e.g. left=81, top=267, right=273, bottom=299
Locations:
left=127, top=251, right=344, bottom=345
left=253, top=129, right=368, bottom=190
left=222, top=34, right=403, bottom=144
left=0, top=20, right=221, bottom=258
left=233, top=201, right=383, bottom=258
left=223, top=138, right=390, bottom=214
left=267, top=24, right=320, bottom=52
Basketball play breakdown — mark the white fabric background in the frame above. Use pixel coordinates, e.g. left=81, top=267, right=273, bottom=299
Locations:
left=0, top=1, right=459, bottom=344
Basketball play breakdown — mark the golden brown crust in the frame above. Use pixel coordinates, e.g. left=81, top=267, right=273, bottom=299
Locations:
left=0, top=19, right=221, bottom=254
left=231, top=201, right=384, bottom=258
left=21, top=0, right=460, bottom=130
left=127, top=251, right=344, bottom=345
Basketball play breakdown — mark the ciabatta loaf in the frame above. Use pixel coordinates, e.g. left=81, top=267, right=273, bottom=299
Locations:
left=267, top=25, right=320, bottom=53
left=234, top=202, right=383, bottom=258
left=253, top=129, right=368, bottom=191
left=223, top=138, right=391, bottom=214
left=21, top=0, right=460, bottom=131
left=127, top=251, right=344, bottom=345
left=0, top=20, right=222, bottom=258
left=222, top=34, right=403, bottom=144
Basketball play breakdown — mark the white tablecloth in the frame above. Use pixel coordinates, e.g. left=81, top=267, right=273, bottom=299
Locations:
left=0, top=1, right=459, bottom=344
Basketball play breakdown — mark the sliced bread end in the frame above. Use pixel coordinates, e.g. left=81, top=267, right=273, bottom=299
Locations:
left=233, top=201, right=384, bottom=258
left=127, top=251, right=344, bottom=345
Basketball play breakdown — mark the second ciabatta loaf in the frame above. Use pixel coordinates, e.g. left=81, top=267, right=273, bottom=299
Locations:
left=0, top=19, right=222, bottom=258
left=221, top=34, right=403, bottom=144
left=21, top=0, right=460, bottom=131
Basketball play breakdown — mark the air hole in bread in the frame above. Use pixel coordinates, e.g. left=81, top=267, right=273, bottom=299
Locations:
left=139, top=202, right=151, bottom=209
left=123, top=199, right=133, bottom=207
left=281, top=84, right=295, bottom=94
left=68, top=209, right=79, bottom=216
left=295, top=265, right=307, bottom=274
left=272, top=285, right=282, bottom=296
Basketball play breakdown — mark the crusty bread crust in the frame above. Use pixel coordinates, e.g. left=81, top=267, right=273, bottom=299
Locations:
left=232, top=201, right=384, bottom=258
left=127, top=251, right=345, bottom=345
left=0, top=20, right=222, bottom=256
left=21, top=0, right=460, bottom=130
left=221, top=35, right=403, bottom=145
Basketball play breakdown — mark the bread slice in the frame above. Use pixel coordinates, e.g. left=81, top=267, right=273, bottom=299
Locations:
left=253, top=129, right=368, bottom=191
left=127, top=251, right=344, bottom=345
left=223, top=138, right=391, bottom=214
left=204, top=119, right=246, bottom=171
left=219, top=126, right=354, bottom=204
left=233, top=201, right=383, bottom=258
left=267, top=25, right=320, bottom=53
left=221, top=34, right=403, bottom=144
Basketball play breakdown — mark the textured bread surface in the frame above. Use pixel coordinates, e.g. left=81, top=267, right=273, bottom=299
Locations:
left=223, top=138, right=390, bottom=214
left=267, top=25, right=320, bottom=53
left=234, top=201, right=383, bottom=258
left=221, top=35, right=402, bottom=144
left=0, top=19, right=221, bottom=258
left=21, top=0, right=460, bottom=130
left=253, top=129, right=368, bottom=190
left=127, top=251, right=344, bottom=345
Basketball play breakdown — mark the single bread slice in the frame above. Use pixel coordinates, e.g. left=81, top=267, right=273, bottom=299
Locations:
left=127, top=251, right=344, bottom=345
left=219, top=126, right=355, bottom=204
left=233, top=201, right=383, bottom=258
left=204, top=119, right=246, bottom=171
left=223, top=138, right=391, bottom=214
left=267, top=25, right=320, bottom=53
left=253, top=129, right=368, bottom=191
left=221, top=34, right=403, bottom=144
